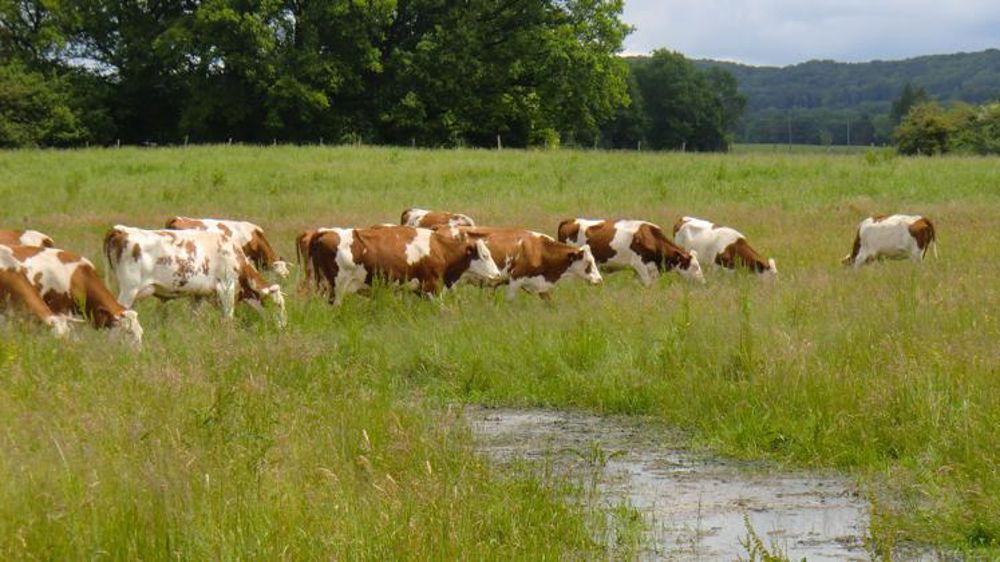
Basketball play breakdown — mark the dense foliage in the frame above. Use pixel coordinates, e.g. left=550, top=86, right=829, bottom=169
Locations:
left=696, top=49, right=1000, bottom=145
left=0, top=0, right=650, bottom=148
left=599, top=51, right=746, bottom=151
left=895, top=97, right=1000, bottom=156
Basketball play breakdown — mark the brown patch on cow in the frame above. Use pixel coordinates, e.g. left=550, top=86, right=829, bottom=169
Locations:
left=711, top=223, right=724, bottom=229
left=56, top=251, right=76, bottom=264
left=165, top=217, right=205, bottom=230
left=556, top=219, right=580, bottom=244
left=630, top=223, right=692, bottom=272
left=217, top=223, right=233, bottom=239
left=0, top=268, right=56, bottom=325
left=908, top=217, right=936, bottom=252
left=871, top=214, right=889, bottom=223
left=715, top=238, right=770, bottom=273
left=32, top=272, right=42, bottom=286
left=462, top=227, right=584, bottom=288
left=244, top=228, right=281, bottom=270
left=7, top=245, right=45, bottom=261
left=671, top=218, right=689, bottom=236
left=155, top=256, right=172, bottom=266
left=579, top=221, right=617, bottom=263
left=845, top=228, right=862, bottom=265
left=129, top=243, right=140, bottom=262
left=0, top=230, right=53, bottom=248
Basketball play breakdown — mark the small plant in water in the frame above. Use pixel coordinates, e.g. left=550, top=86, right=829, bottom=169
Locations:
left=738, top=514, right=799, bottom=562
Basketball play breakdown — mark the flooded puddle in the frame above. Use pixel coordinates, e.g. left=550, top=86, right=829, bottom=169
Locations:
left=469, top=408, right=872, bottom=561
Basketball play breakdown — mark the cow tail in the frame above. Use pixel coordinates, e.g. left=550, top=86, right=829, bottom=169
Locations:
left=103, top=228, right=120, bottom=272
left=928, top=220, right=939, bottom=259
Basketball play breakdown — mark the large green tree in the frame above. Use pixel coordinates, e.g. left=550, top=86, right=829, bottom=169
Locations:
left=622, top=50, right=745, bottom=151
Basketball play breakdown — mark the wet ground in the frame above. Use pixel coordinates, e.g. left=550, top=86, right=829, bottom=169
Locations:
left=469, top=407, right=875, bottom=561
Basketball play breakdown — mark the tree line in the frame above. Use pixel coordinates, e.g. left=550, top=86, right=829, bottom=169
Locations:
left=697, top=49, right=1000, bottom=146
left=0, top=1, right=744, bottom=151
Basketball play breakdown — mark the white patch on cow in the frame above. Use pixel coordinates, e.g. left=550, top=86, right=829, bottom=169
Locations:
left=507, top=275, right=555, bottom=300
left=405, top=228, right=433, bottom=265
left=110, top=309, right=143, bottom=346
left=402, top=209, right=430, bottom=226
left=465, top=239, right=502, bottom=284
left=847, top=214, right=930, bottom=268
left=18, top=230, right=53, bottom=247
left=565, top=244, right=602, bottom=286
left=566, top=219, right=604, bottom=247
left=449, top=213, right=475, bottom=227
left=679, top=250, right=706, bottom=284
left=332, top=228, right=368, bottom=306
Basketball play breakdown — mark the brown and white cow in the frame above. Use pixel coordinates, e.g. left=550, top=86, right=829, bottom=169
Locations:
left=309, top=225, right=500, bottom=305
left=0, top=229, right=55, bottom=248
left=165, top=217, right=290, bottom=277
left=456, top=226, right=602, bottom=299
left=400, top=208, right=476, bottom=229
left=842, top=214, right=937, bottom=268
left=673, top=217, right=777, bottom=278
left=557, top=219, right=704, bottom=285
left=1, top=243, right=142, bottom=343
left=0, top=245, right=73, bottom=336
left=105, top=226, right=286, bottom=327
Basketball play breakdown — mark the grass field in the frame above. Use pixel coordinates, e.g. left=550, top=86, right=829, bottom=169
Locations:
left=2, top=145, right=999, bottom=558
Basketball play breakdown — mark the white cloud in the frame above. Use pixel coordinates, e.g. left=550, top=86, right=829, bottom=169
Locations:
left=622, top=0, right=1000, bottom=65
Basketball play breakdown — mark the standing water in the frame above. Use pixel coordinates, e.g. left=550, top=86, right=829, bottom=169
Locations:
left=469, top=408, right=874, bottom=561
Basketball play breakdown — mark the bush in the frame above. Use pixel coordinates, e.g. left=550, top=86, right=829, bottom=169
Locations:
left=0, top=62, right=89, bottom=147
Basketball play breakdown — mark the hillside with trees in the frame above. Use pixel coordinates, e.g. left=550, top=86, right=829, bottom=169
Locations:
left=695, top=49, right=1000, bottom=145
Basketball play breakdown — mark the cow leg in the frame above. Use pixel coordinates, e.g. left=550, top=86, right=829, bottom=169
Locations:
left=633, top=261, right=654, bottom=287
left=118, top=283, right=154, bottom=309
left=505, top=282, right=521, bottom=301
left=216, top=280, right=238, bottom=318
left=243, top=298, right=266, bottom=316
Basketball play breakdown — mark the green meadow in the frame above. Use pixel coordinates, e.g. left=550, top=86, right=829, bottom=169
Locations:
left=1, top=145, right=999, bottom=558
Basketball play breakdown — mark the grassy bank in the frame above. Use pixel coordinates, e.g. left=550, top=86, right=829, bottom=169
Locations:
left=2, top=145, right=999, bottom=556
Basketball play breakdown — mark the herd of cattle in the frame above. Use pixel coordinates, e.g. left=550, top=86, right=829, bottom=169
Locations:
left=0, top=209, right=937, bottom=346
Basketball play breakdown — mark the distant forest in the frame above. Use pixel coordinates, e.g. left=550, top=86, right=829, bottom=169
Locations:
left=694, top=49, right=1000, bottom=145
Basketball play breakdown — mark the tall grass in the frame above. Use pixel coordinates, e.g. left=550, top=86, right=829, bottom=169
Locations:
left=2, top=145, right=1000, bottom=555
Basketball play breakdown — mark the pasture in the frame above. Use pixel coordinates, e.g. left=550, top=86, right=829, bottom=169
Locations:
left=1, top=145, right=999, bottom=558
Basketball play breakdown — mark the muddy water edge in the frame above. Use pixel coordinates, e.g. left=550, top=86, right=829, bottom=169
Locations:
left=467, top=407, right=944, bottom=561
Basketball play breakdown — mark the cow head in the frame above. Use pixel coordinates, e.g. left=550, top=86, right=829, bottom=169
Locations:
left=464, top=239, right=502, bottom=284
left=677, top=250, right=706, bottom=284
left=762, top=258, right=778, bottom=280
left=567, top=244, right=602, bottom=285
left=46, top=314, right=82, bottom=338
left=261, top=284, right=287, bottom=328
left=270, top=260, right=291, bottom=278
left=111, top=309, right=143, bottom=346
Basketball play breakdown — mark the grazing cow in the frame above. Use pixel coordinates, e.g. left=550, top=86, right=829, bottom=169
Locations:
left=164, top=217, right=290, bottom=277
left=1, top=244, right=142, bottom=343
left=842, top=214, right=937, bottom=267
left=105, top=226, right=286, bottom=327
left=309, top=225, right=500, bottom=305
left=0, top=229, right=55, bottom=248
left=400, top=208, right=476, bottom=229
left=457, top=226, right=602, bottom=299
left=673, top=217, right=777, bottom=278
left=0, top=245, right=73, bottom=336
left=557, top=219, right=704, bottom=285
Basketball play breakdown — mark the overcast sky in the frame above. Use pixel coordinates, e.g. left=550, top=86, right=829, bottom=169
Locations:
left=622, top=0, right=1000, bottom=66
